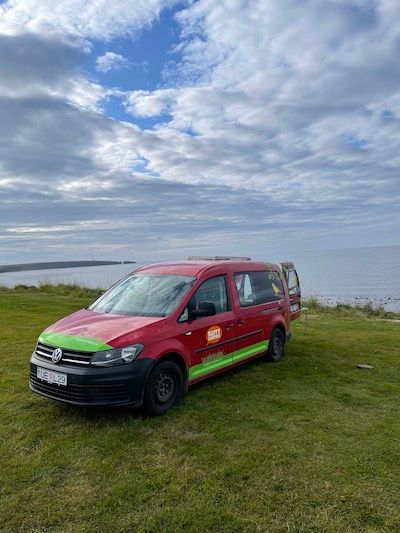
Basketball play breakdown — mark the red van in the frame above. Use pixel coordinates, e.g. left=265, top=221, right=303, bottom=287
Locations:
left=30, top=258, right=301, bottom=416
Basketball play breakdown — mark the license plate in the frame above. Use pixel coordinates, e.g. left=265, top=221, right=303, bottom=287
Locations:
left=37, top=367, right=67, bottom=386
left=290, top=303, right=299, bottom=312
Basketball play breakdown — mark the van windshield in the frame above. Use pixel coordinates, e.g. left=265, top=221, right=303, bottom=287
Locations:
left=89, top=274, right=196, bottom=317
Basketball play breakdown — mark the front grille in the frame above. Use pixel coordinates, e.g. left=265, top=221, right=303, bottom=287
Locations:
left=35, top=342, right=93, bottom=366
left=30, top=372, right=130, bottom=404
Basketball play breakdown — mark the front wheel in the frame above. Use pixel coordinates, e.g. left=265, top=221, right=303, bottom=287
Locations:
left=142, top=361, right=183, bottom=416
left=266, top=328, right=285, bottom=362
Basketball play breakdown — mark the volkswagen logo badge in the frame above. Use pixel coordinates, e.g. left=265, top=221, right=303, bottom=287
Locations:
left=52, top=348, right=63, bottom=364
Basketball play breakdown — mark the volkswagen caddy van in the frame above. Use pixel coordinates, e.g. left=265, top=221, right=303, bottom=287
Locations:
left=30, top=258, right=301, bottom=416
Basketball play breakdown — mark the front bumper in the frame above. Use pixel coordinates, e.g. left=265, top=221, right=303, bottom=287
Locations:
left=30, top=352, right=154, bottom=407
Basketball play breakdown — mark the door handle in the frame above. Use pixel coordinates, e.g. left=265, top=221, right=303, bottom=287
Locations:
left=237, top=319, right=245, bottom=326
left=225, top=323, right=234, bottom=331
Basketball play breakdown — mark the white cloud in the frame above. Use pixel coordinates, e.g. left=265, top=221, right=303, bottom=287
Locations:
left=0, top=0, right=177, bottom=40
left=96, top=52, right=129, bottom=73
left=126, top=89, right=176, bottom=117
left=123, top=0, right=400, bottom=212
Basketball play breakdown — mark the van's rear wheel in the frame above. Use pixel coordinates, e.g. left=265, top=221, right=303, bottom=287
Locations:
left=266, top=329, right=285, bottom=362
left=142, top=361, right=183, bottom=416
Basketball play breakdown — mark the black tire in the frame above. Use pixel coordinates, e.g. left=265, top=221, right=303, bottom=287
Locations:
left=142, top=361, right=184, bottom=416
left=266, top=328, right=285, bottom=362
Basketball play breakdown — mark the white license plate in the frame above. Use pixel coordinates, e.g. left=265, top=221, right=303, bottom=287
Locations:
left=37, top=367, right=67, bottom=386
left=290, top=303, right=299, bottom=312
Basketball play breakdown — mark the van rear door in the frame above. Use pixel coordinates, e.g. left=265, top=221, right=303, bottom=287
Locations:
left=281, top=262, right=301, bottom=320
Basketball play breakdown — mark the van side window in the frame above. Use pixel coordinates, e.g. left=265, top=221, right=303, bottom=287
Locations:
left=235, top=273, right=254, bottom=305
left=235, top=271, right=283, bottom=307
left=288, top=269, right=300, bottom=295
left=189, top=275, right=230, bottom=315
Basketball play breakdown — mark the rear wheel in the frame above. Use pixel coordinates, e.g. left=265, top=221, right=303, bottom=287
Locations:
left=266, top=328, right=285, bottom=362
left=142, top=361, right=183, bottom=416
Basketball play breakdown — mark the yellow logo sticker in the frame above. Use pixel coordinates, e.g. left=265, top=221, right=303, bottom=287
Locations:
left=272, top=282, right=281, bottom=295
left=206, top=325, right=222, bottom=345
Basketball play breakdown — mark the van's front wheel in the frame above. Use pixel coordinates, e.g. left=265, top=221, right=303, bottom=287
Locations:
left=142, top=361, right=183, bottom=416
left=266, top=329, right=285, bottom=362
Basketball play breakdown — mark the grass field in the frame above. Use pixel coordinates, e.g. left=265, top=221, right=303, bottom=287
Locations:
left=1, top=286, right=400, bottom=532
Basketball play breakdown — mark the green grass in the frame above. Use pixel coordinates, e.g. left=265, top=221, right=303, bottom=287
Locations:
left=1, top=287, right=400, bottom=532
left=0, top=282, right=103, bottom=299
left=303, top=297, right=399, bottom=320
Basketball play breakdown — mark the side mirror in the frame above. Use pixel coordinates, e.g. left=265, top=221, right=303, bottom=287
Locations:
left=190, top=301, right=217, bottom=319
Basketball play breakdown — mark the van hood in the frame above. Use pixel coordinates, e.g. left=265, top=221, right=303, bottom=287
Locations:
left=39, top=308, right=166, bottom=352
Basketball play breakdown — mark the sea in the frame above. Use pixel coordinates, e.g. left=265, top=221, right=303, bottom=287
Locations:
left=1, top=245, right=400, bottom=312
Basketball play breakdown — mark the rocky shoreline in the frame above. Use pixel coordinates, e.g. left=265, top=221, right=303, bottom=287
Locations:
left=309, top=295, right=400, bottom=313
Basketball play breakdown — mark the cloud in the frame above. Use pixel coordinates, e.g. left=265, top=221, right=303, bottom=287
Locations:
left=0, top=31, right=141, bottom=196
left=96, top=52, right=129, bottom=73
left=123, top=0, right=400, bottom=209
left=0, top=32, right=108, bottom=110
left=126, top=89, right=176, bottom=117
left=0, top=0, right=177, bottom=40
left=1, top=0, right=400, bottom=264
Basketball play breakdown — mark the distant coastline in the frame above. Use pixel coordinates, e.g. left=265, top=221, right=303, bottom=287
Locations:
left=0, top=260, right=136, bottom=274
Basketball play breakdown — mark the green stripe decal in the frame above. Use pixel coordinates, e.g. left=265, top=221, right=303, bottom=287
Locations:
left=231, top=340, right=269, bottom=364
left=189, top=351, right=233, bottom=380
left=39, top=332, right=112, bottom=352
left=189, top=340, right=269, bottom=380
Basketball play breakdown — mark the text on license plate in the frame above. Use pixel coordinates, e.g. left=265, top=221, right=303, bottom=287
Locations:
left=37, top=367, right=67, bottom=386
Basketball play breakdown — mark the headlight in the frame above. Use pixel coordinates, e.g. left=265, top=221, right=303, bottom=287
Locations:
left=91, top=344, right=144, bottom=367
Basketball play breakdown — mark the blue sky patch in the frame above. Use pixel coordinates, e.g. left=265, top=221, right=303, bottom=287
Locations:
left=83, top=7, right=182, bottom=93
left=345, top=135, right=369, bottom=150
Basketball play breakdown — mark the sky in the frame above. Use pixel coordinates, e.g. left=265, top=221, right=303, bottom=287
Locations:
left=0, top=0, right=399, bottom=264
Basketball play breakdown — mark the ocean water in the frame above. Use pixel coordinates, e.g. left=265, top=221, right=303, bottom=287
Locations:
left=1, top=245, right=399, bottom=311
left=288, top=245, right=400, bottom=311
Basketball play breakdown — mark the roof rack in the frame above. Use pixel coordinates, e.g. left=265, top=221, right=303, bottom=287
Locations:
left=187, top=256, right=252, bottom=261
